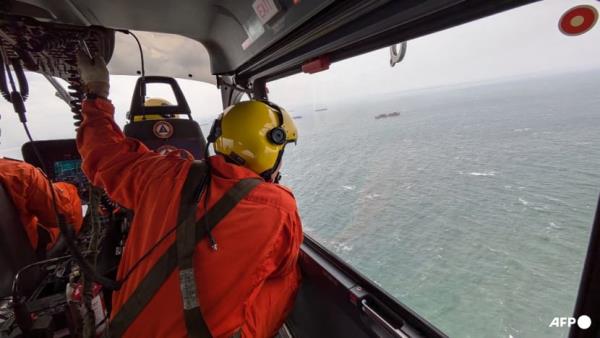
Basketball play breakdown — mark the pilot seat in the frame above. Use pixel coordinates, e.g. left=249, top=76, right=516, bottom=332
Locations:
left=123, top=76, right=207, bottom=159
left=0, top=183, right=42, bottom=299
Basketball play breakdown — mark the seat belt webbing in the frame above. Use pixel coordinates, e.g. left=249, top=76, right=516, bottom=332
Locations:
left=177, top=161, right=212, bottom=338
left=178, top=177, right=262, bottom=338
left=109, top=161, right=260, bottom=338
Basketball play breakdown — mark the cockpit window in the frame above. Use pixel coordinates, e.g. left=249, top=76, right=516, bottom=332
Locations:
left=268, top=1, right=600, bottom=337
left=0, top=75, right=221, bottom=159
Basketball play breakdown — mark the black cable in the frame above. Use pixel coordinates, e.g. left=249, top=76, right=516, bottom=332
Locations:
left=127, top=31, right=145, bottom=78
left=117, top=30, right=145, bottom=107
left=118, top=222, right=177, bottom=282
left=118, top=168, right=210, bottom=283
left=0, top=51, right=10, bottom=101
left=5, top=58, right=16, bottom=93
left=11, top=59, right=28, bottom=100
left=100, top=191, right=117, bottom=213
left=130, top=31, right=146, bottom=114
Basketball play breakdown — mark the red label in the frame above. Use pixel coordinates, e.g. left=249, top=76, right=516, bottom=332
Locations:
left=253, top=0, right=279, bottom=24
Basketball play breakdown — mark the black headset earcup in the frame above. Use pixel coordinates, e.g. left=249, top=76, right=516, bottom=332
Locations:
left=268, top=127, right=286, bottom=145
left=262, top=100, right=287, bottom=145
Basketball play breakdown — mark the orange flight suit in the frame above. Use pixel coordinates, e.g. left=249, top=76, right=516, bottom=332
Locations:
left=0, top=158, right=83, bottom=250
left=77, top=98, right=303, bottom=338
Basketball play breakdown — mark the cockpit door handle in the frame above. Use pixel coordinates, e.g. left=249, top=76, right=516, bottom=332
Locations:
left=361, top=299, right=409, bottom=338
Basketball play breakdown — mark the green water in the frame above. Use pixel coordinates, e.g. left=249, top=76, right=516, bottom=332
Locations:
left=281, top=71, right=600, bottom=338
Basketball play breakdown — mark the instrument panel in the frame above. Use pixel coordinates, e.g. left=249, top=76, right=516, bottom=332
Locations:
left=22, top=139, right=89, bottom=203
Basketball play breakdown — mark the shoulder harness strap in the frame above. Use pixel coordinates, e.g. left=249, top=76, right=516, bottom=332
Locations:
left=177, top=161, right=212, bottom=338
left=110, top=161, right=261, bottom=338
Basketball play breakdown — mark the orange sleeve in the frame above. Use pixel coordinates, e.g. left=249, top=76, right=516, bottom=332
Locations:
left=53, top=182, right=83, bottom=234
left=24, top=166, right=83, bottom=232
left=271, top=210, right=303, bottom=278
left=76, top=99, right=190, bottom=210
left=242, top=210, right=303, bottom=337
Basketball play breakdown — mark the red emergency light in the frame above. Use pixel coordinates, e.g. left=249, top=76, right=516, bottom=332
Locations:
left=302, top=55, right=330, bottom=74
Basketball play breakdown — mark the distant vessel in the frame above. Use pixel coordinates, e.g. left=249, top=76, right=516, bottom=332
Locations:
left=374, top=111, right=401, bottom=119
left=293, top=115, right=303, bottom=119
left=315, top=107, right=328, bottom=112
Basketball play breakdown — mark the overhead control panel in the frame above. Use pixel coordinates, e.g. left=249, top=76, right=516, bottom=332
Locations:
left=0, top=15, right=114, bottom=81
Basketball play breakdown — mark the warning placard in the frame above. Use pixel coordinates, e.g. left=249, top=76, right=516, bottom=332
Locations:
left=153, top=121, right=174, bottom=139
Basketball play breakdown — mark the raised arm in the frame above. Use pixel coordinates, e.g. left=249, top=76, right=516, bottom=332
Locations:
left=26, top=176, right=83, bottom=232
left=0, top=160, right=83, bottom=248
left=76, top=53, right=191, bottom=209
left=27, top=179, right=83, bottom=247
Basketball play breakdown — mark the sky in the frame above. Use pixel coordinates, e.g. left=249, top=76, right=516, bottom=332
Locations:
left=268, top=0, right=600, bottom=106
left=0, top=0, right=599, bottom=158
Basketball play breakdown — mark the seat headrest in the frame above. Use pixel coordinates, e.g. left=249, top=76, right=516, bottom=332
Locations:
left=124, top=119, right=207, bottom=159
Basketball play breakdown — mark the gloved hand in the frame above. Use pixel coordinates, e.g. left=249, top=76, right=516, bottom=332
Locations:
left=77, top=51, right=110, bottom=98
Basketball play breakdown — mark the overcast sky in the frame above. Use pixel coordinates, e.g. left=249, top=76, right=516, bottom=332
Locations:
left=0, top=0, right=599, bottom=158
left=269, top=0, right=600, bottom=105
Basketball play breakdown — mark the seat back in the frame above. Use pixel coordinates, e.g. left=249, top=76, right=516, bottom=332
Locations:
left=123, top=76, right=206, bottom=159
left=124, top=119, right=206, bottom=159
left=0, top=183, right=38, bottom=298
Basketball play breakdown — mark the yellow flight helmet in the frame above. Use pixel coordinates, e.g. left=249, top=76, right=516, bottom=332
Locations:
left=210, top=100, right=298, bottom=179
left=132, top=97, right=180, bottom=122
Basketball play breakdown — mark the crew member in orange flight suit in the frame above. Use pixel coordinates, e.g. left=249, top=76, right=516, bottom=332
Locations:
left=77, top=53, right=302, bottom=337
left=0, top=158, right=83, bottom=251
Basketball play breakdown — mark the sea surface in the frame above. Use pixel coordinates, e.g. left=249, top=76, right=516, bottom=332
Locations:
left=278, top=70, right=600, bottom=338
left=0, top=69, right=597, bottom=338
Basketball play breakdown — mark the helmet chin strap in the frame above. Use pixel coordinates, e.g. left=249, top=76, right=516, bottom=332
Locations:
left=203, top=141, right=212, bottom=162
left=260, top=146, right=285, bottom=183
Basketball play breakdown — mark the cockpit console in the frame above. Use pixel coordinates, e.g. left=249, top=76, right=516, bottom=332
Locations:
left=0, top=139, right=126, bottom=337
left=21, top=139, right=89, bottom=203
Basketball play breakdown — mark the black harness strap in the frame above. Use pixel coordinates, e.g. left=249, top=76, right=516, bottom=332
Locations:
left=35, top=226, right=51, bottom=258
left=178, top=178, right=261, bottom=338
left=176, top=161, right=211, bottom=337
left=109, top=161, right=261, bottom=337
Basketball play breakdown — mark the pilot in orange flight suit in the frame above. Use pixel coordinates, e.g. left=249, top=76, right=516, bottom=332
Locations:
left=0, top=158, right=83, bottom=251
left=77, top=54, right=302, bottom=337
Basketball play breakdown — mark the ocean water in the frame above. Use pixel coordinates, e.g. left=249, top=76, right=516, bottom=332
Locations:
left=279, top=71, right=600, bottom=338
